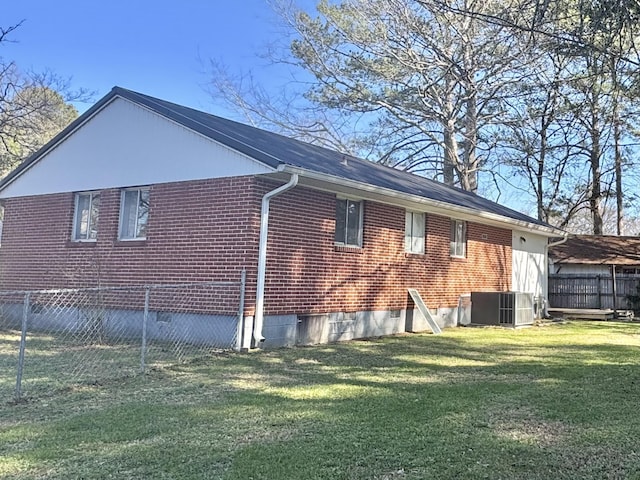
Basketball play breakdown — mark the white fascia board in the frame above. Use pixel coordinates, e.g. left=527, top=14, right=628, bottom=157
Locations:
left=277, top=165, right=564, bottom=237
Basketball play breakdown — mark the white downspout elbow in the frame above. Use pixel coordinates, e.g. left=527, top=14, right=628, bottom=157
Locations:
left=545, top=234, right=569, bottom=276
left=253, top=174, right=299, bottom=346
left=546, top=235, right=569, bottom=250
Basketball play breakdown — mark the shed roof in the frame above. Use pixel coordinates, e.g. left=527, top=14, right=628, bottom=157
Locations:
left=0, top=86, right=561, bottom=235
left=549, top=235, right=640, bottom=265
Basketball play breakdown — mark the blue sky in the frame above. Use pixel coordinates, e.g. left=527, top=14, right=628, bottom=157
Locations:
left=3, top=0, right=313, bottom=115
left=1, top=1, right=539, bottom=214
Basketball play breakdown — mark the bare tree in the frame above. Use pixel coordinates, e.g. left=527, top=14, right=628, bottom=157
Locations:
left=0, top=22, right=88, bottom=176
left=431, top=0, right=640, bottom=232
left=208, top=0, right=538, bottom=192
left=206, top=0, right=640, bottom=226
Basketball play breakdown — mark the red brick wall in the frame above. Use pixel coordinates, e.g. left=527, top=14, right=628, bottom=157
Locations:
left=263, top=180, right=512, bottom=314
left=0, top=176, right=512, bottom=316
left=0, top=177, right=261, bottom=314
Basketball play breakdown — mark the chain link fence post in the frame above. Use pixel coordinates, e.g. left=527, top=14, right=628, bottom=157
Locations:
left=141, top=287, right=150, bottom=373
left=14, top=292, right=30, bottom=402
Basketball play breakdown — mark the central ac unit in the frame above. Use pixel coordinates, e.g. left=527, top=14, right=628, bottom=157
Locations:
left=470, top=292, right=534, bottom=327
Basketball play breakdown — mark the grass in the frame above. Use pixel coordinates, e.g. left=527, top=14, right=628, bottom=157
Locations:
left=0, top=328, right=218, bottom=401
left=1, top=321, right=640, bottom=479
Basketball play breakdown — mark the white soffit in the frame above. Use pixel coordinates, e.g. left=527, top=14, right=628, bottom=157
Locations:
left=0, top=97, right=274, bottom=199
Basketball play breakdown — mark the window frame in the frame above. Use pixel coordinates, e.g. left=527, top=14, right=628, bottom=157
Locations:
left=0, top=204, right=4, bottom=247
left=405, top=210, right=425, bottom=254
left=72, top=191, right=101, bottom=242
left=118, top=187, right=150, bottom=241
left=334, top=197, right=363, bottom=248
left=450, top=219, right=467, bottom=258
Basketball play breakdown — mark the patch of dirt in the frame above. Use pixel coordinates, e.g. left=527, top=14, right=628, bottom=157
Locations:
left=486, top=406, right=571, bottom=447
left=376, top=468, right=407, bottom=479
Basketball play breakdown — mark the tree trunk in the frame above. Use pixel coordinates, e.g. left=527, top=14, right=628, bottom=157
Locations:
left=442, top=74, right=457, bottom=186
left=537, top=124, right=546, bottom=221
left=611, top=58, right=624, bottom=235
left=443, top=119, right=457, bottom=186
left=614, top=107, right=623, bottom=235
left=463, top=85, right=478, bottom=192
left=589, top=111, right=604, bottom=235
left=461, top=35, right=478, bottom=193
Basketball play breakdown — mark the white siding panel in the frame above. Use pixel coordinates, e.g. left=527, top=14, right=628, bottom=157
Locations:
left=0, top=98, right=273, bottom=198
left=512, top=231, right=547, bottom=296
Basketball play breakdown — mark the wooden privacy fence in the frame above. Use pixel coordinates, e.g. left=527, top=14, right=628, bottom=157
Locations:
left=548, top=274, right=640, bottom=310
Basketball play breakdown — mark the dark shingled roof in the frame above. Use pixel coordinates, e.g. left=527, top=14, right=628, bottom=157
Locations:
left=1, top=86, right=556, bottom=231
left=549, top=235, right=640, bottom=265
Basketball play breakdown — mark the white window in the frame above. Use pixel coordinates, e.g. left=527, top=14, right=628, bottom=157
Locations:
left=405, top=211, right=425, bottom=254
left=450, top=219, right=467, bottom=257
left=335, top=198, right=363, bottom=247
left=0, top=205, right=4, bottom=247
left=119, top=188, right=150, bottom=240
left=72, top=192, right=100, bottom=241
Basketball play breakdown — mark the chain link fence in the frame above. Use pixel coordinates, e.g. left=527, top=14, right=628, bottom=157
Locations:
left=0, top=272, right=245, bottom=402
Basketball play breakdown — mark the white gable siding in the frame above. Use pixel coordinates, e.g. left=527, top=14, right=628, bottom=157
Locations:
left=0, top=97, right=273, bottom=198
left=512, top=231, right=547, bottom=297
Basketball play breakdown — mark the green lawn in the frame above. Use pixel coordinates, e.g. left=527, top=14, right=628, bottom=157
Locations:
left=1, top=321, right=640, bottom=479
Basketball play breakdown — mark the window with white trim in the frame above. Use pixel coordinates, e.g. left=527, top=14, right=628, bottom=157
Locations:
left=335, top=198, right=363, bottom=247
left=119, top=188, right=150, bottom=240
left=0, top=205, right=4, bottom=246
left=72, top=192, right=100, bottom=241
left=450, top=219, right=467, bottom=257
left=405, top=211, right=425, bottom=254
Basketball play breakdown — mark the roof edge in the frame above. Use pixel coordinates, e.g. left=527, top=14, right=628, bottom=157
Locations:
left=0, top=85, right=285, bottom=194
left=280, top=165, right=565, bottom=237
left=110, top=87, right=284, bottom=169
left=0, top=86, right=563, bottom=237
left=0, top=88, right=126, bottom=193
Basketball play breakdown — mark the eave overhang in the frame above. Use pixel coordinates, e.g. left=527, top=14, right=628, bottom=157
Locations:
left=264, top=165, right=564, bottom=238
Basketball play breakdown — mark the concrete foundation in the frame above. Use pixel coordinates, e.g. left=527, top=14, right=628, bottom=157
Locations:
left=260, top=306, right=461, bottom=348
left=1, top=300, right=462, bottom=351
left=0, top=303, right=238, bottom=349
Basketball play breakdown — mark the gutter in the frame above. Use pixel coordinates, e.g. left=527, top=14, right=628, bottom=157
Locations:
left=253, top=173, right=299, bottom=346
left=279, top=165, right=564, bottom=238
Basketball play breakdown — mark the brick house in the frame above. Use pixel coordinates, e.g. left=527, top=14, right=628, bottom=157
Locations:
left=0, top=87, right=563, bottom=348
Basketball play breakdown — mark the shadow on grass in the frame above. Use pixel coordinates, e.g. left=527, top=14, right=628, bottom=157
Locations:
left=2, top=322, right=640, bottom=479
left=0, top=326, right=223, bottom=403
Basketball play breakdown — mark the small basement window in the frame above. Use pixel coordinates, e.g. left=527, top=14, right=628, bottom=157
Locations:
left=72, top=192, right=100, bottom=241
left=119, top=187, right=150, bottom=240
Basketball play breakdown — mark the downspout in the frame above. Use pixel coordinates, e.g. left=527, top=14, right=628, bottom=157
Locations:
left=543, top=234, right=569, bottom=316
left=253, top=173, right=299, bottom=346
